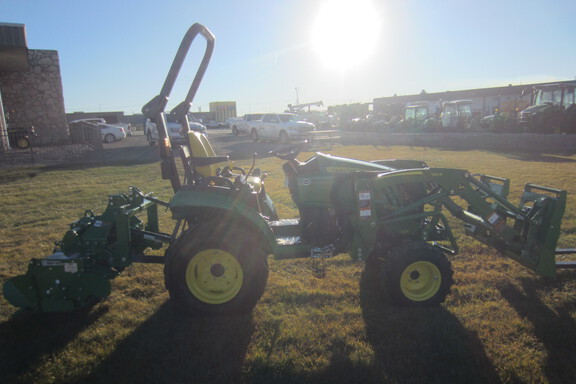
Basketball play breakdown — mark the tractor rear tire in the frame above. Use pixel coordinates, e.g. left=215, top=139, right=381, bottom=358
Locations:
left=164, top=226, right=268, bottom=315
left=381, top=241, right=453, bottom=307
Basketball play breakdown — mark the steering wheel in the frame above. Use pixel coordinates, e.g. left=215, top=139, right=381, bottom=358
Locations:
left=218, top=165, right=246, bottom=178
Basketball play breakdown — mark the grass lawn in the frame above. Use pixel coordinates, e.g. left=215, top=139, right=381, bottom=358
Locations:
left=1, top=144, right=575, bottom=383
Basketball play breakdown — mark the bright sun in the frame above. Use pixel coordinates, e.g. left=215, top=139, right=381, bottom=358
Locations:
left=311, top=0, right=381, bottom=71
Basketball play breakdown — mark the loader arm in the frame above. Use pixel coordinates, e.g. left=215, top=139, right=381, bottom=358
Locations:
left=374, top=168, right=568, bottom=277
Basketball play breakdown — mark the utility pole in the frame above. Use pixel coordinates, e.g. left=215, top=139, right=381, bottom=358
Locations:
left=295, top=87, right=300, bottom=105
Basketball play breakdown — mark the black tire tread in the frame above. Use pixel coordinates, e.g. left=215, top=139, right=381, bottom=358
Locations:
left=164, top=225, right=268, bottom=315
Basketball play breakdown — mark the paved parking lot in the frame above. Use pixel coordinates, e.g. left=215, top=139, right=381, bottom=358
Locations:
left=101, top=128, right=294, bottom=164
left=205, top=130, right=300, bottom=160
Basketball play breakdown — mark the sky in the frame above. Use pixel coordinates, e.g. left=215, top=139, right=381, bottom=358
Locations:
left=1, top=0, right=575, bottom=116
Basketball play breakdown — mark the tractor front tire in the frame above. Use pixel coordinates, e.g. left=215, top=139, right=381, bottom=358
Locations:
left=381, top=241, right=453, bottom=307
left=164, top=227, right=268, bottom=315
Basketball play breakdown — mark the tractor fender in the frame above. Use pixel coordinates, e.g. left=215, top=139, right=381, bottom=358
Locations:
left=169, top=189, right=277, bottom=252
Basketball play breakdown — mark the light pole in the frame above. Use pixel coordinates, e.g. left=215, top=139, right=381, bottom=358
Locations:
left=295, top=87, right=300, bottom=105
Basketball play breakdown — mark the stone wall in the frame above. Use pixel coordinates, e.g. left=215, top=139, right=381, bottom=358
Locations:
left=0, top=49, right=68, bottom=145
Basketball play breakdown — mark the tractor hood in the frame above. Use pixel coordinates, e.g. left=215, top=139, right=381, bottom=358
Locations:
left=519, top=103, right=552, bottom=116
left=297, top=153, right=426, bottom=176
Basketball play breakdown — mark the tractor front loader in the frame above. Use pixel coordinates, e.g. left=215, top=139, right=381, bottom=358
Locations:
left=3, top=23, right=575, bottom=315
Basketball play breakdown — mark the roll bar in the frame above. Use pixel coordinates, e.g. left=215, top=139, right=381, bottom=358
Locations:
left=142, top=23, right=215, bottom=191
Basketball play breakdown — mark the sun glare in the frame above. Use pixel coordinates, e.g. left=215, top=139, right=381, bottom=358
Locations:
left=311, top=0, right=381, bottom=71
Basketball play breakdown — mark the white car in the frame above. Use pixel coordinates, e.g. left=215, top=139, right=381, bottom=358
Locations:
left=145, top=113, right=207, bottom=145
left=250, top=113, right=315, bottom=143
left=68, top=118, right=126, bottom=143
left=205, top=120, right=223, bottom=128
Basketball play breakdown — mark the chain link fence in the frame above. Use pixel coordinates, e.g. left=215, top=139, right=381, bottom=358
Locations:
left=0, top=123, right=103, bottom=168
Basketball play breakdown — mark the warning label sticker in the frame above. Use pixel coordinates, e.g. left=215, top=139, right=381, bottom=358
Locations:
left=488, top=212, right=500, bottom=224
left=359, top=192, right=371, bottom=200
left=42, top=260, right=63, bottom=267
left=64, top=263, right=78, bottom=273
left=360, top=209, right=372, bottom=217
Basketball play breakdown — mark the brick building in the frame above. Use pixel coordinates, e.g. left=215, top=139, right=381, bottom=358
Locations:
left=0, top=23, right=68, bottom=149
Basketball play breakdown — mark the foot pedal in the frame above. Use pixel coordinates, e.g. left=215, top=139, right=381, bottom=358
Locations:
left=311, top=245, right=333, bottom=278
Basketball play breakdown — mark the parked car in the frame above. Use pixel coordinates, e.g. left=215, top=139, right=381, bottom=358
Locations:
left=145, top=113, right=207, bottom=145
left=111, top=122, right=132, bottom=133
left=250, top=113, right=315, bottom=143
left=68, top=118, right=126, bottom=143
left=101, top=125, right=126, bottom=143
left=205, top=120, right=224, bottom=128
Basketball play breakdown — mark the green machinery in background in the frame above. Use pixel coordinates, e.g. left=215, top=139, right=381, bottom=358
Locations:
left=3, top=24, right=575, bottom=314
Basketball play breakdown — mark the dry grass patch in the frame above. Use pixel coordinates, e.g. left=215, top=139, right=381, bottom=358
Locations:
left=0, top=145, right=575, bottom=383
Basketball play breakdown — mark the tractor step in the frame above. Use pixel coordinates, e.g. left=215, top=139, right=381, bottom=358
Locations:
left=269, top=218, right=300, bottom=237
left=273, top=235, right=312, bottom=260
left=276, top=235, right=302, bottom=246
left=131, top=254, right=165, bottom=264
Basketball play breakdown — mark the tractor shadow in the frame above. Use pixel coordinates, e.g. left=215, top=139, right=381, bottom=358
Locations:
left=498, top=275, right=576, bottom=383
left=70, top=300, right=254, bottom=384
left=430, top=147, right=576, bottom=163
left=0, top=305, right=108, bottom=382
left=489, top=151, right=576, bottom=163
left=358, top=267, right=502, bottom=384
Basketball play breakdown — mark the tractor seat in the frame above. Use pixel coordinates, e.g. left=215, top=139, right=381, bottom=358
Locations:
left=186, top=131, right=230, bottom=177
left=180, top=131, right=263, bottom=193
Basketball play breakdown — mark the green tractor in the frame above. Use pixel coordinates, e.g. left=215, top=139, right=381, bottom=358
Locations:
left=394, top=102, right=439, bottom=133
left=3, top=24, right=575, bottom=315
left=518, top=83, right=576, bottom=134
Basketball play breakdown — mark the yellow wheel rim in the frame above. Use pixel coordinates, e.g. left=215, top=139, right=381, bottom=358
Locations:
left=186, top=249, right=243, bottom=304
left=400, top=261, right=441, bottom=302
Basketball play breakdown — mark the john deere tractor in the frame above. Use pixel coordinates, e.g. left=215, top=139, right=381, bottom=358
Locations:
left=518, top=83, right=576, bottom=134
left=3, top=24, right=575, bottom=315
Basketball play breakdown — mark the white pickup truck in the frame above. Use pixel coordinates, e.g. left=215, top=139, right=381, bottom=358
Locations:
left=250, top=113, right=315, bottom=144
left=230, top=113, right=264, bottom=136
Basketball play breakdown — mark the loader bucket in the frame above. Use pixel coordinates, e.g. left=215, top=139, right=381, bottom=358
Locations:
left=518, top=184, right=567, bottom=277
